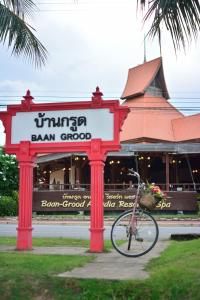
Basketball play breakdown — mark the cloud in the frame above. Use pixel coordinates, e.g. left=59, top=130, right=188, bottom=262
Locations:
left=0, top=79, right=43, bottom=93
left=0, top=0, right=200, bottom=144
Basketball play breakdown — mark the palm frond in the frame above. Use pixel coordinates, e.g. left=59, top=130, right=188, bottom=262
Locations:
left=0, top=3, right=47, bottom=67
left=137, top=0, right=200, bottom=51
left=1, top=0, right=36, bottom=18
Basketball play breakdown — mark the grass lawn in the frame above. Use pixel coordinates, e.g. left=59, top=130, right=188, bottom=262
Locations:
left=0, top=238, right=200, bottom=299
left=0, top=252, right=94, bottom=300
left=152, top=213, right=200, bottom=219
left=0, top=236, right=113, bottom=250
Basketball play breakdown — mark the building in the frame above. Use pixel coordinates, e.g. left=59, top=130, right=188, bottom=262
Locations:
left=33, top=57, right=200, bottom=212
left=120, top=57, right=200, bottom=192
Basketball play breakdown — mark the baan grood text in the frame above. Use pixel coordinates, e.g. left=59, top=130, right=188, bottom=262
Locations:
left=31, top=132, right=92, bottom=142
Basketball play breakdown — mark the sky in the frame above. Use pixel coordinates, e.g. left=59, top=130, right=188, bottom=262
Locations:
left=0, top=0, right=200, bottom=145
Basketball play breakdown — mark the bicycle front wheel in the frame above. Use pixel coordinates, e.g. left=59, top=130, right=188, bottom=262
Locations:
left=111, top=209, right=159, bottom=257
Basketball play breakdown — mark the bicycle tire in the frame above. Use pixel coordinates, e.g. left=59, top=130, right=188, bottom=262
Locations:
left=111, top=209, right=159, bottom=257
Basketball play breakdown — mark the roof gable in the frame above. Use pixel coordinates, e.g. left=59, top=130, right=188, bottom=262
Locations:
left=121, top=57, right=169, bottom=100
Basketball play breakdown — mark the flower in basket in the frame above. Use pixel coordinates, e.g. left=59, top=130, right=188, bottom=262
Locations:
left=139, top=182, right=167, bottom=210
left=146, top=183, right=167, bottom=203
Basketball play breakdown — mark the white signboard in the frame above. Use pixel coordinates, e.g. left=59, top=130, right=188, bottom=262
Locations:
left=11, top=109, right=114, bottom=144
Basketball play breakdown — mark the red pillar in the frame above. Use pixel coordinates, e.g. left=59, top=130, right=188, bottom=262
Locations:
left=88, top=140, right=106, bottom=252
left=16, top=142, right=35, bottom=250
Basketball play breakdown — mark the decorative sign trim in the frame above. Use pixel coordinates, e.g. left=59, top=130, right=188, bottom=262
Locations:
left=0, top=88, right=129, bottom=156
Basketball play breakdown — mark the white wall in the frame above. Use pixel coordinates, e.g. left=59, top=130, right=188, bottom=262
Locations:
left=50, top=169, right=64, bottom=190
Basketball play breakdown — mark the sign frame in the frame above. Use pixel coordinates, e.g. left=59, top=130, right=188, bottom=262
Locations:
left=0, top=87, right=128, bottom=156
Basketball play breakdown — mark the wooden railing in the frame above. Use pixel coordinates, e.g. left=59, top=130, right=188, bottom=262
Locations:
left=34, top=182, right=200, bottom=192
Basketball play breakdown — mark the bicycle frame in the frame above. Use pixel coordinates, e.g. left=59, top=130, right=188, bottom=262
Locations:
left=128, top=170, right=143, bottom=233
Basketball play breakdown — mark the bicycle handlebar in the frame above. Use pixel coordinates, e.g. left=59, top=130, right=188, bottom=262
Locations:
left=128, top=169, right=140, bottom=179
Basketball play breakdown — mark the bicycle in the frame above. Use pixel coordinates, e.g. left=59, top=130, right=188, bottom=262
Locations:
left=111, top=169, right=159, bottom=257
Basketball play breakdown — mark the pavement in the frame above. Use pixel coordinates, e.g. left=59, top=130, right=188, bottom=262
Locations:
left=0, top=241, right=169, bottom=280
left=58, top=241, right=169, bottom=280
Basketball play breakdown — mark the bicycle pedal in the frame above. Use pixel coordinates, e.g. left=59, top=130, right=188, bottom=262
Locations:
left=135, top=237, right=144, bottom=242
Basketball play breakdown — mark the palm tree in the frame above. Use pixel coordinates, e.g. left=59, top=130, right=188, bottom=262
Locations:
left=138, top=0, right=200, bottom=51
left=0, top=0, right=47, bottom=67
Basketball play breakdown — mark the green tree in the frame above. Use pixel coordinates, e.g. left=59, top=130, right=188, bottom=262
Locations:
left=0, top=147, right=18, bottom=194
left=138, top=0, right=200, bottom=51
left=0, top=0, right=47, bottom=67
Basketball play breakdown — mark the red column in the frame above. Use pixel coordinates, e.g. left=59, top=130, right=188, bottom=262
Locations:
left=89, top=159, right=105, bottom=252
left=88, top=139, right=106, bottom=252
left=16, top=142, right=35, bottom=250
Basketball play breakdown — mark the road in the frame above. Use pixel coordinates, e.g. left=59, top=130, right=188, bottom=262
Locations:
left=0, top=224, right=200, bottom=240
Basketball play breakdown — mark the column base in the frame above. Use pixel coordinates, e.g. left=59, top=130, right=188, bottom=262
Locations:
left=89, top=227, right=105, bottom=252
left=16, top=227, right=33, bottom=250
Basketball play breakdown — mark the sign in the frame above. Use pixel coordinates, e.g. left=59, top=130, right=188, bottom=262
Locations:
left=1, top=88, right=128, bottom=155
left=33, top=190, right=136, bottom=211
left=11, top=109, right=113, bottom=144
left=33, top=191, right=198, bottom=212
left=0, top=87, right=129, bottom=252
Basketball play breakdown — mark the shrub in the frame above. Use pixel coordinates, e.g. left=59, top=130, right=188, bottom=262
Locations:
left=0, top=148, right=19, bottom=193
left=0, top=192, right=18, bottom=216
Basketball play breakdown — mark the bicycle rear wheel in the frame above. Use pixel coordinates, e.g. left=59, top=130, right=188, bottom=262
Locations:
left=111, top=209, right=159, bottom=257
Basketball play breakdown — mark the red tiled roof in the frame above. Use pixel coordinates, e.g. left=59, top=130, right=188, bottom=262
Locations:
left=120, top=95, right=183, bottom=142
left=172, top=114, right=200, bottom=142
left=120, top=57, right=200, bottom=143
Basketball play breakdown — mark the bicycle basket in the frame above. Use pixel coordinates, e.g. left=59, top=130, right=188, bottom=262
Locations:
left=139, top=193, right=159, bottom=210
